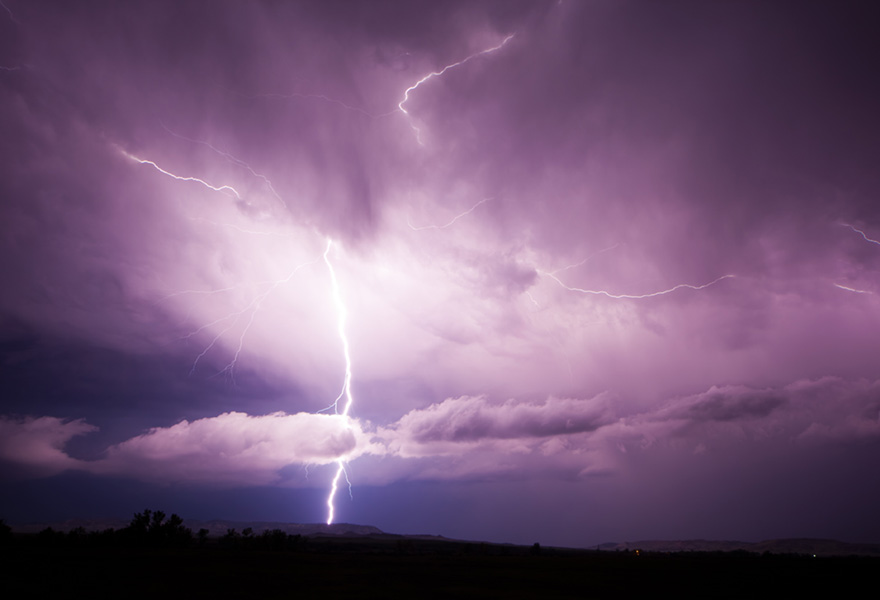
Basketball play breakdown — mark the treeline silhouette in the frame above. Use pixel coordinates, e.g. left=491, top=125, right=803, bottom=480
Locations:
left=0, top=511, right=303, bottom=551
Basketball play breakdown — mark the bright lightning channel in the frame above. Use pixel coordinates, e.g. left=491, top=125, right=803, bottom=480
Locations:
left=842, top=223, right=880, bottom=246
left=121, top=150, right=242, bottom=199
left=398, top=34, right=515, bottom=144
left=124, top=146, right=362, bottom=521
left=834, top=283, right=873, bottom=295
left=322, top=238, right=356, bottom=525
left=159, top=124, right=287, bottom=210
left=542, top=272, right=735, bottom=299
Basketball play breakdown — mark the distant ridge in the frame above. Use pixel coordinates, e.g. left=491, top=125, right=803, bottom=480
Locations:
left=12, top=518, right=383, bottom=538
left=185, top=520, right=384, bottom=538
left=9, top=518, right=879, bottom=557
left=597, top=538, right=880, bottom=557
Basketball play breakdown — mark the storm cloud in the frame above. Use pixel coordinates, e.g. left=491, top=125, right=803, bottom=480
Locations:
left=2, top=0, right=880, bottom=545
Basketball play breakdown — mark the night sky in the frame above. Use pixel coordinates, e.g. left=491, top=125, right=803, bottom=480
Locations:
left=2, top=0, right=880, bottom=548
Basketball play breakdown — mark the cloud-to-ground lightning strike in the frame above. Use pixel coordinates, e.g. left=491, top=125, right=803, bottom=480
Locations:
left=842, top=223, right=880, bottom=246
left=542, top=272, right=735, bottom=299
left=321, top=239, right=356, bottom=524
left=407, top=197, right=492, bottom=231
left=124, top=143, right=362, bottom=522
left=121, top=150, right=242, bottom=200
left=398, top=34, right=515, bottom=144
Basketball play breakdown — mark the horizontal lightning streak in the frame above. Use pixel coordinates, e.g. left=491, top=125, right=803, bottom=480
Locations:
left=543, top=273, right=735, bottom=299
left=121, top=150, right=242, bottom=199
left=160, top=124, right=287, bottom=209
left=842, top=223, right=880, bottom=246
left=834, top=283, right=873, bottom=295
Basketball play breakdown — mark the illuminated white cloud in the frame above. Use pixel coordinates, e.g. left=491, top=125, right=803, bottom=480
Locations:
left=94, top=411, right=382, bottom=485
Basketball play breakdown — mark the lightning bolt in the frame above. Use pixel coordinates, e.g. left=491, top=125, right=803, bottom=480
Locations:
left=407, top=197, right=492, bottom=231
left=0, top=0, right=19, bottom=26
left=834, top=283, right=874, bottom=295
left=842, top=223, right=880, bottom=246
left=121, top=149, right=242, bottom=200
left=398, top=34, right=515, bottom=144
left=543, top=272, right=735, bottom=299
left=321, top=238, right=356, bottom=524
left=159, top=124, right=287, bottom=210
left=124, top=145, right=362, bottom=521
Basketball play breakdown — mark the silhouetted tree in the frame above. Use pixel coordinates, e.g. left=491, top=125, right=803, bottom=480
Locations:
left=259, top=529, right=289, bottom=551
left=0, top=519, right=12, bottom=546
left=220, top=528, right=240, bottom=548
left=37, top=527, right=64, bottom=547
left=123, top=509, right=192, bottom=547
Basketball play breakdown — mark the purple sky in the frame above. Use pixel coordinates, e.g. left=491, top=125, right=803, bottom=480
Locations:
left=2, top=0, right=880, bottom=547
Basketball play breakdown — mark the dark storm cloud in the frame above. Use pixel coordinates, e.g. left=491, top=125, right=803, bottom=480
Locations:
left=683, top=391, right=786, bottom=422
left=392, top=395, right=612, bottom=443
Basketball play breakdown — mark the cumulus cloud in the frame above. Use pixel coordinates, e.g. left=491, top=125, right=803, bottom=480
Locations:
left=0, top=411, right=382, bottom=486
left=370, top=378, right=880, bottom=482
left=95, top=411, right=382, bottom=485
left=609, top=377, right=880, bottom=456
left=2, top=378, right=878, bottom=487
left=387, top=394, right=612, bottom=444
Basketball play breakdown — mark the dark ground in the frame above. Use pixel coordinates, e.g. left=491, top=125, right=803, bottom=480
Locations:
left=2, top=534, right=876, bottom=599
